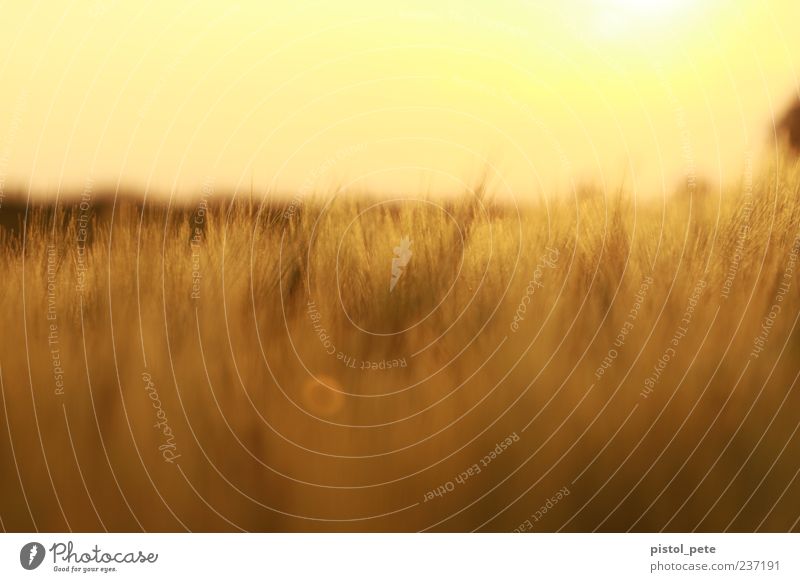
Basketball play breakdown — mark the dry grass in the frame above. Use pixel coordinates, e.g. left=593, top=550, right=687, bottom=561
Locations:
left=1, top=161, right=800, bottom=532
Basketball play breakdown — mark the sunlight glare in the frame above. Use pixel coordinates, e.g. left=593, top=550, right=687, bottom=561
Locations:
left=591, top=0, right=694, bottom=40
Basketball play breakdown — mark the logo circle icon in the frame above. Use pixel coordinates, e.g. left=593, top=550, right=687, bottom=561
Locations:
left=20, top=542, right=46, bottom=570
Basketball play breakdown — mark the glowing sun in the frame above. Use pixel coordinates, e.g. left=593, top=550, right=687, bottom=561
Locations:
left=591, top=0, right=694, bottom=40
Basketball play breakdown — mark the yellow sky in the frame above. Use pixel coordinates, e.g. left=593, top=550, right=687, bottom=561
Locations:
left=1, top=1, right=799, bottom=198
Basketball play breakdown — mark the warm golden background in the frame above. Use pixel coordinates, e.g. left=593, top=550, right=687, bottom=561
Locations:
left=2, top=1, right=800, bottom=534
left=1, top=1, right=799, bottom=196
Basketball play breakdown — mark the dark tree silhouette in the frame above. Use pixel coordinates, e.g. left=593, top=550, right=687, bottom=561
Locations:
left=778, top=98, right=800, bottom=153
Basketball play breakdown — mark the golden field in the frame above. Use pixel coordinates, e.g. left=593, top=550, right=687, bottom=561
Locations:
left=1, top=160, right=800, bottom=532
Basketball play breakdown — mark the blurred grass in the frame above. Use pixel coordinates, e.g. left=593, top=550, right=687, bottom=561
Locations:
left=1, top=160, right=800, bottom=532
